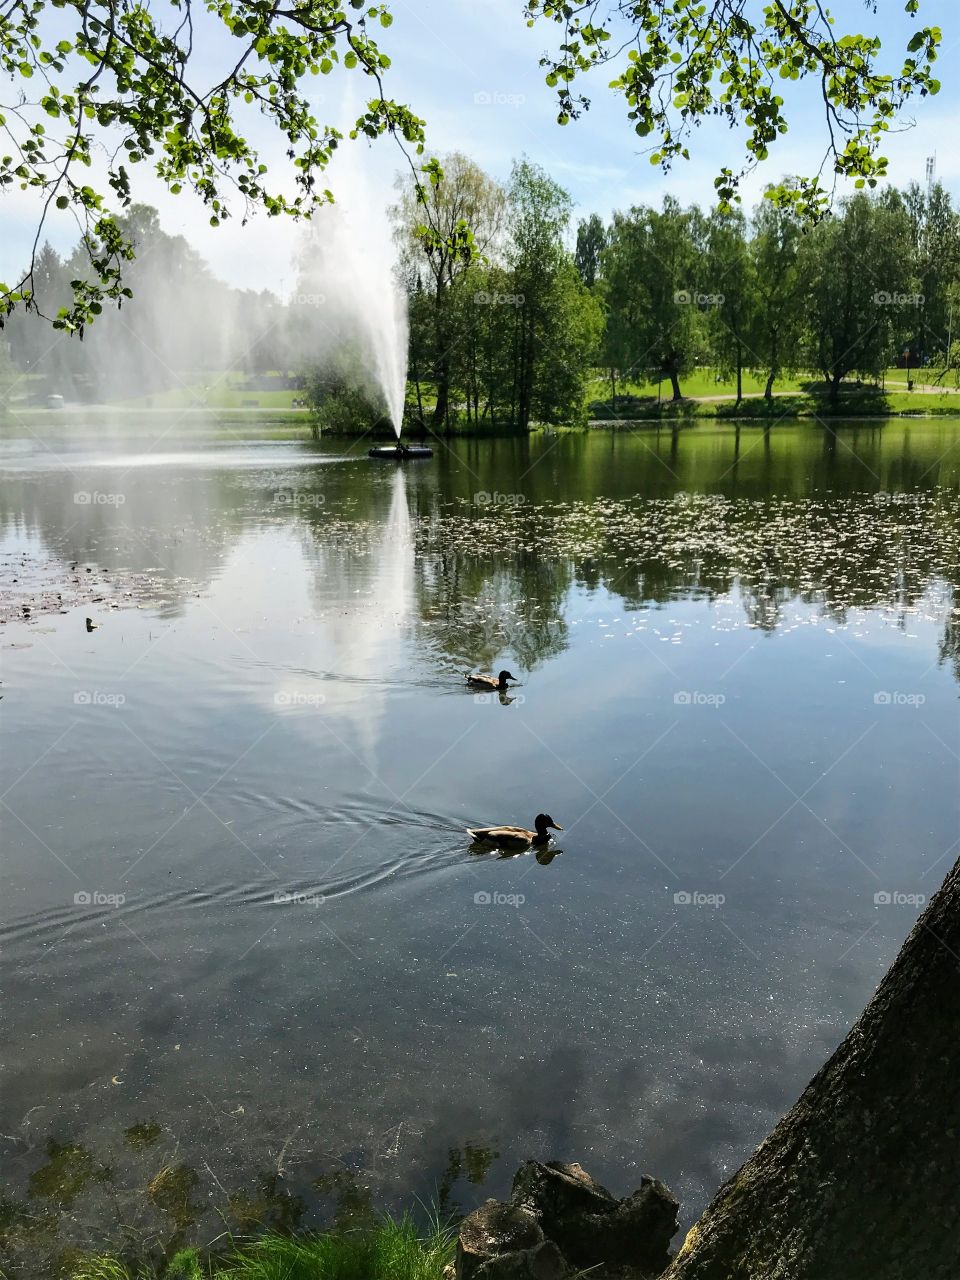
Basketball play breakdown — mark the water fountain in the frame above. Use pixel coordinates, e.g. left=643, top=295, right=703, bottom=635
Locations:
left=291, top=145, right=430, bottom=459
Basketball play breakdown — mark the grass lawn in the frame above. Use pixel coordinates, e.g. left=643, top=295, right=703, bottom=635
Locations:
left=587, top=368, right=812, bottom=404
left=585, top=367, right=960, bottom=421
left=0, top=408, right=318, bottom=441
left=113, top=377, right=307, bottom=411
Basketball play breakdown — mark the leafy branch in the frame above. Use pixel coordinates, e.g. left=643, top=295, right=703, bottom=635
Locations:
left=523, top=0, right=941, bottom=218
left=0, top=0, right=429, bottom=331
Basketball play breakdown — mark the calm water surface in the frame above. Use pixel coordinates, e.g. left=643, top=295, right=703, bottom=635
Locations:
left=1, top=421, right=959, bottom=1260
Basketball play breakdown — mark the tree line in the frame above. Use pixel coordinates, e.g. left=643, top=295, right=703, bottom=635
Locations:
left=1, top=205, right=290, bottom=403
left=4, top=163, right=960, bottom=428
left=393, top=154, right=960, bottom=430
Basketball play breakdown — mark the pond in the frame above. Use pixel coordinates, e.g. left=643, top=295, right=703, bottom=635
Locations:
left=1, top=419, right=959, bottom=1265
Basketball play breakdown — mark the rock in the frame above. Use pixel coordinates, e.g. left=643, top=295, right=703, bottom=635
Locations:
left=457, top=1200, right=547, bottom=1280
left=513, top=1160, right=618, bottom=1221
left=511, top=1161, right=679, bottom=1277
left=473, top=1240, right=573, bottom=1280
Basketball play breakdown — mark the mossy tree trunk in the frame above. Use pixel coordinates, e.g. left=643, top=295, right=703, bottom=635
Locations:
left=664, top=855, right=960, bottom=1280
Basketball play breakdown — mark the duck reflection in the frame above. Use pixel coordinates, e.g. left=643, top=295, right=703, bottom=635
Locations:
left=469, top=842, right=563, bottom=864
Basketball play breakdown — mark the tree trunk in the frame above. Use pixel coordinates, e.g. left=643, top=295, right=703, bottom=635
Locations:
left=433, top=375, right=450, bottom=434
left=764, top=369, right=775, bottom=401
left=517, top=306, right=535, bottom=431
left=663, top=854, right=960, bottom=1279
left=610, top=368, right=617, bottom=412
left=735, top=343, right=742, bottom=406
left=669, top=369, right=682, bottom=401
left=412, top=348, right=425, bottom=426
left=432, top=279, right=451, bottom=435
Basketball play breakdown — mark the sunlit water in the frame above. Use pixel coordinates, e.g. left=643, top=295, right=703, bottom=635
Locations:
left=1, top=421, right=959, bottom=1265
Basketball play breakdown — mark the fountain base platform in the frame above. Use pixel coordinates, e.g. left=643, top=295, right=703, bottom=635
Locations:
left=368, top=444, right=433, bottom=460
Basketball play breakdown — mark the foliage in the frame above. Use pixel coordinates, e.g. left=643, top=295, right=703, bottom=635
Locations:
left=523, top=0, right=942, bottom=214
left=507, top=158, right=578, bottom=427
left=798, top=189, right=913, bottom=396
left=602, top=196, right=707, bottom=401
left=213, top=1215, right=454, bottom=1279
left=0, top=331, right=15, bottom=409
left=749, top=194, right=805, bottom=398
left=393, top=156, right=599, bottom=431
left=704, top=206, right=756, bottom=401
left=304, top=346, right=390, bottom=435
left=64, top=1216, right=455, bottom=1280
left=392, top=152, right=506, bottom=428
left=67, top=1258, right=147, bottom=1280
left=903, top=181, right=960, bottom=365
left=0, top=0, right=429, bottom=333
left=2, top=204, right=290, bottom=401
left=574, top=213, right=606, bottom=288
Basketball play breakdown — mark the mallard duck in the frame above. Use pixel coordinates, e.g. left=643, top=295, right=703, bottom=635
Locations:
left=465, top=669, right=516, bottom=692
left=467, top=813, right=562, bottom=850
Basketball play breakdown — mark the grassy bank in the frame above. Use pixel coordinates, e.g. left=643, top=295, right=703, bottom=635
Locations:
left=5, top=371, right=960, bottom=442
left=584, top=367, right=960, bottom=422
left=69, top=1216, right=454, bottom=1280
left=0, top=407, right=317, bottom=441
left=587, top=388, right=960, bottom=422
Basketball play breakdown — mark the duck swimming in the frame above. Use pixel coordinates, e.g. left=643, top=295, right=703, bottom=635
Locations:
left=465, top=669, right=516, bottom=692
left=467, top=813, right=562, bottom=850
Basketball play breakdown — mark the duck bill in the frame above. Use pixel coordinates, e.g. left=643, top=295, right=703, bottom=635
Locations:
left=549, top=823, right=563, bottom=831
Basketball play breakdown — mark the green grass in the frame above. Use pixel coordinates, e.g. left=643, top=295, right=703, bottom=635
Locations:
left=66, top=1215, right=456, bottom=1280
left=587, top=368, right=812, bottom=404
left=113, top=379, right=306, bottom=411
left=1, top=408, right=316, bottom=440
left=583, top=366, right=960, bottom=423
left=589, top=366, right=960, bottom=409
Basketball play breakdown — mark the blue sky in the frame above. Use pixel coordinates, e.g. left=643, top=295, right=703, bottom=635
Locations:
left=3, top=0, right=959, bottom=292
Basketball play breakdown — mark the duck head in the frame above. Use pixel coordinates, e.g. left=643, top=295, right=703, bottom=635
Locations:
left=534, top=813, right=563, bottom=835
left=497, top=670, right=517, bottom=686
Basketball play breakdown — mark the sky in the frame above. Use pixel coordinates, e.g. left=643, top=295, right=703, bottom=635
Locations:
left=2, top=0, right=959, bottom=294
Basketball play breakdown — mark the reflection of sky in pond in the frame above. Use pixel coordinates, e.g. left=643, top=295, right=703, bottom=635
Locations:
left=0, top=423, right=958, bottom=1270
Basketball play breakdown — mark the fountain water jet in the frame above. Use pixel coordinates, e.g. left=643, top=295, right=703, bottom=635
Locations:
left=291, top=150, right=409, bottom=439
